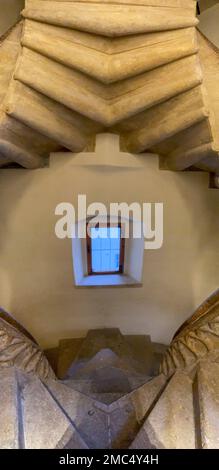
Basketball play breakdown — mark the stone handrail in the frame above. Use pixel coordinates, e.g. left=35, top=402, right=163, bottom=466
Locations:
left=0, top=308, right=55, bottom=380
left=160, top=289, right=219, bottom=376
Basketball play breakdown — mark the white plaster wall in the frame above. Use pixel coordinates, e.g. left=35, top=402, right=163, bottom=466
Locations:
left=0, top=1, right=24, bottom=36
left=0, top=138, right=218, bottom=348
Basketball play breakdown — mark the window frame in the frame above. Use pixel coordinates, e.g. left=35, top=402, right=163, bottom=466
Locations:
left=86, top=222, right=125, bottom=276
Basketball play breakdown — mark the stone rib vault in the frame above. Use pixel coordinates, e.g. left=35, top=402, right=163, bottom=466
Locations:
left=0, top=0, right=219, bottom=182
left=0, top=290, right=219, bottom=449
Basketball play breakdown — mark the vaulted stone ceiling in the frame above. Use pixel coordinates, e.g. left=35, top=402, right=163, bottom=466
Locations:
left=0, top=0, right=219, bottom=184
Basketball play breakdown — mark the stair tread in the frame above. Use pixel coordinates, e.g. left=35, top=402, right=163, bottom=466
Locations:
left=46, top=379, right=110, bottom=449
left=57, top=338, right=84, bottom=379
left=197, top=360, right=219, bottom=449
left=23, top=1, right=197, bottom=38
left=22, top=20, right=197, bottom=84
left=55, top=330, right=166, bottom=380
left=21, top=373, right=87, bottom=449
left=130, top=371, right=195, bottom=449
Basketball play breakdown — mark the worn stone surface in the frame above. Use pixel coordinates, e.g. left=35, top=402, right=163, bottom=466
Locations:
left=197, top=360, right=219, bottom=449
left=46, top=379, right=110, bottom=449
left=0, top=316, right=55, bottom=380
left=57, top=338, right=84, bottom=379
left=130, top=371, right=196, bottom=449
left=55, top=329, right=166, bottom=384
left=129, top=374, right=166, bottom=423
left=21, top=20, right=198, bottom=84
left=21, top=374, right=87, bottom=449
left=160, top=289, right=219, bottom=377
left=108, top=374, right=166, bottom=448
left=0, top=23, right=22, bottom=106
left=1, top=318, right=219, bottom=449
left=0, top=354, right=219, bottom=449
left=72, top=329, right=134, bottom=362
left=0, top=0, right=218, bottom=178
left=22, top=1, right=198, bottom=37
left=124, top=335, right=153, bottom=374
left=0, top=368, right=19, bottom=449
left=66, top=329, right=146, bottom=380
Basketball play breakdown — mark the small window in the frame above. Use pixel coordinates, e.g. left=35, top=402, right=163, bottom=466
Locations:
left=72, top=217, right=144, bottom=287
left=87, top=223, right=125, bottom=275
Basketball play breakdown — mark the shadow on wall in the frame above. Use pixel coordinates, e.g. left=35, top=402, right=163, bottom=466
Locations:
left=0, top=0, right=24, bottom=37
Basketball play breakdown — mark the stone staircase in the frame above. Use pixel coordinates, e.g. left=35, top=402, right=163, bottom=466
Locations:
left=54, top=329, right=163, bottom=377
left=0, top=1, right=219, bottom=183
left=45, top=329, right=166, bottom=406
left=1, top=291, right=219, bottom=449
left=1, top=326, right=169, bottom=449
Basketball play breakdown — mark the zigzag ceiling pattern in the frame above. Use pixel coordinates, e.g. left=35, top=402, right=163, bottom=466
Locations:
left=0, top=0, right=218, bottom=182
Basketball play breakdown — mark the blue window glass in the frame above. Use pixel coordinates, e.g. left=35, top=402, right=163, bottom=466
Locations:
left=91, top=226, right=121, bottom=273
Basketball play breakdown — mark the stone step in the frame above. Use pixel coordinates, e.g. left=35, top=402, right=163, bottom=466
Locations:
left=196, top=153, right=219, bottom=173
left=20, top=372, right=87, bottom=449
left=57, top=338, right=84, bottom=379
left=0, top=111, right=60, bottom=166
left=46, top=379, right=110, bottom=449
left=196, top=360, right=219, bottom=449
left=44, top=346, right=59, bottom=375
left=62, top=379, right=124, bottom=405
left=109, top=374, right=166, bottom=449
left=163, top=142, right=216, bottom=171
left=64, top=330, right=154, bottom=380
left=66, top=329, right=137, bottom=374
left=0, top=367, right=19, bottom=449
left=5, top=80, right=89, bottom=152
left=90, top=392, right=125, bottom=406
left=1, top=362, right=216, bottom=449
left=22, top=1, right=197, bottom=37
left=125, top=334, right=154, bottom=375
left=123, top=88, right=209, bottom=153
left=14, top=47, right=203, bottom=127
left=63, top=369, right=151, bottom=402
left=58, top=372, right=166, bottom=448
left=79, top=329, right=150, bottom=364
left=55, top=330, right=166, bottom=380
left=130, top=371, right=196, bottom=449
left=66, top=350, right=138, bottom=380
left=0, top=138, right=44, bottom=169
left=22, top=20, right=198, bottom=84
left=23, top=0, right=193, bottom=6
left=0, top=23, right=22, bottom=106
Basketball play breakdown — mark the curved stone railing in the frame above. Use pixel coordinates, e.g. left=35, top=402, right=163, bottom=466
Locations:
left=0, top=307, right=37, bottom=343
left=0, top=0, right=218, bottom=179
left=0, top=322, right=219, bottom=448
left=0, top=308, right=55, bottom=380
left=160, top=289, right=219, bottom=376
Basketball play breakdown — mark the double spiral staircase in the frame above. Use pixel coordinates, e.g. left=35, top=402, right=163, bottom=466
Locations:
left=0, top=289, right=219, bottom=449
left=0, top=0, right=219, bottom=450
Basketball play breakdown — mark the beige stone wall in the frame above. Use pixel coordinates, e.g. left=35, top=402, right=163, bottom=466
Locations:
left=0, top=139, right=218, bottom=348
left=0, top=1, right=24, bottom=37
